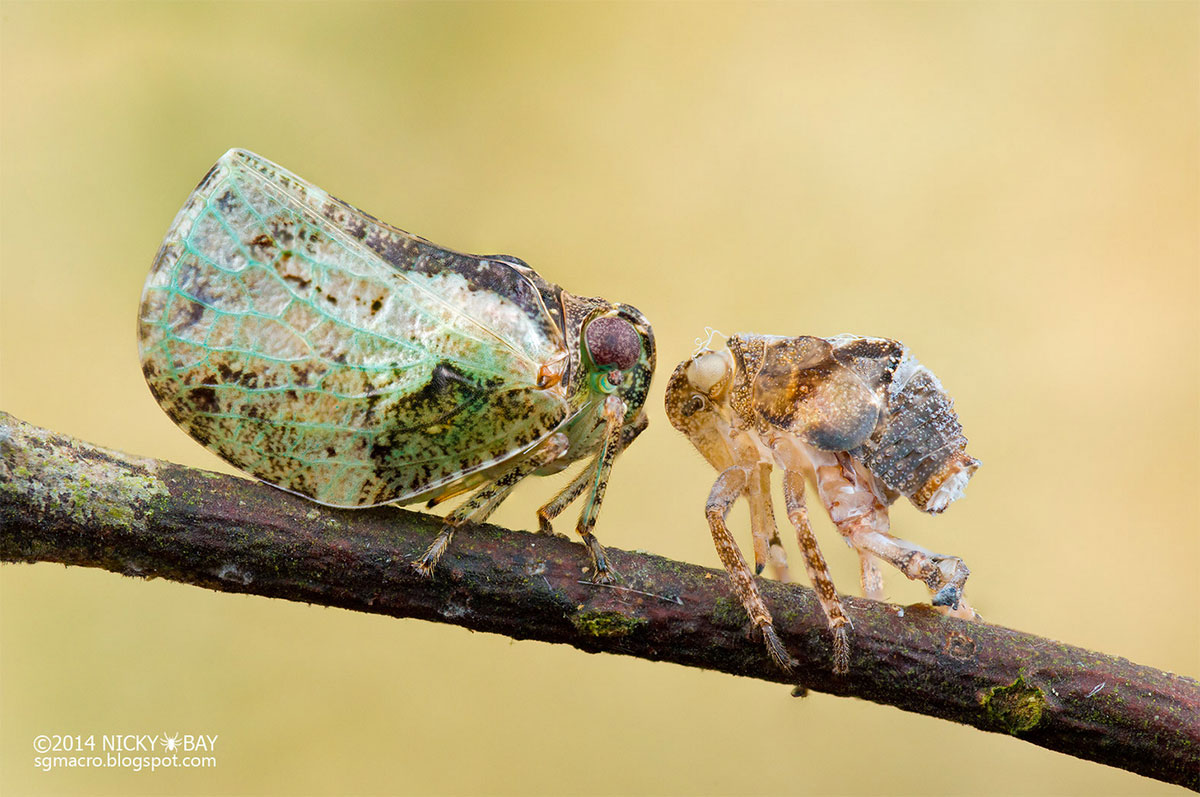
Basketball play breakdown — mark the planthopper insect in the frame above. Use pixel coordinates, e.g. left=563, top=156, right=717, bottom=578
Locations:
left=665, top=332, right=979, bottom=674
left=138, top=149, right=654, bottom=582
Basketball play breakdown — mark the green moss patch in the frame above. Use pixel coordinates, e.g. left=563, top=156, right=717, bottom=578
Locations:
left=982, top=675, right=1047, bottom=734
left=711, top=596, right=748, bottom=629
left=571, top=609, right=647, bottom=638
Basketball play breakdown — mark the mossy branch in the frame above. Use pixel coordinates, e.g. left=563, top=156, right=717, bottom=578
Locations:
left=1, top=411, right=1196, bottom=790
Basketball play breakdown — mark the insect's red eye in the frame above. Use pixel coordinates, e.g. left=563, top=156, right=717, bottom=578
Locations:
left=585, top=316, right=640, bottom=371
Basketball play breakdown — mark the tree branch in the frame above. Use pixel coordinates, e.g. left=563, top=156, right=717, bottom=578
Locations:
left=0, top=411, right=1196, bottom=789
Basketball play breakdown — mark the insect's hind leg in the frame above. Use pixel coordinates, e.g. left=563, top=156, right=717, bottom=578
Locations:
left=811, top=453, right=974, bottom=617
left=837, top=520, right=974, bottom=618
left=706, top=466, right=795, bottom=673
left=413, top=433, right=570, bottom=577
left=781, top=470, right=851, bottom=675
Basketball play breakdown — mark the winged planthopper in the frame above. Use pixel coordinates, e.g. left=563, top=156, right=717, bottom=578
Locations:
left=138, top=149, right=655, bottom=581
left=665, top=332, right=979, bottom=673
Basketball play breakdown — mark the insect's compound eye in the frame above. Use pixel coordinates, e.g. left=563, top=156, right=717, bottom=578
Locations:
left=585, top=316, right=641, bottom=371
left=681, top=394, right=707, bottom=417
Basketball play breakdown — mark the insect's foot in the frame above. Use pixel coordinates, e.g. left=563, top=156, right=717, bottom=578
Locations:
left=760, top=625, right=796, bottom=673
left=583, top=558, right=620, bottom=585
left=931, top=583, right=961, bottom=609
left=587, top=568, right=617, bottom=586
left=413, top=530, right=453, bottom=578
left=585, top=549, right=619, bottom=585
left=578, top=531, right=618, bottom=584
left=536, top=512, right=555, bottom=535
left=412, top=555, right=438, bottom=578
left=831, top=626, right=850, bottom=675
left=925, top=555, right=969, bottom=596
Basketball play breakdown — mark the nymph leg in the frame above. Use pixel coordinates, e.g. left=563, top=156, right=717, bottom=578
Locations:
left=413, top=433, right=571, bottom=576
left=858, top=550, right=885, bottom=601
left=706, top=466, right=794, bottom=672
left=780, top=469, right=851, bottom=675
left=810, top=453, right=975, bottom=617
left=838, top=522, right=976, bottom=619
left=746, top=462, right=789, bottom=581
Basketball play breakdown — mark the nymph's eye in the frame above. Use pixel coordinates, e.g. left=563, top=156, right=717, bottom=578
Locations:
left=686, top=351, right=730, bottom=393
left=585, top=316, right=640, bottom=370
left=681, top=395, right=707, bottom=417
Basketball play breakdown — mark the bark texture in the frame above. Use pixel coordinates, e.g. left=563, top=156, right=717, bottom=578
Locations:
left=1, top=411, right=1196, bottom=789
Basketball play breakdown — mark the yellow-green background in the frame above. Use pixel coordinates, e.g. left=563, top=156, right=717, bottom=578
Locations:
left=1, top=3, right=1196, bottom=795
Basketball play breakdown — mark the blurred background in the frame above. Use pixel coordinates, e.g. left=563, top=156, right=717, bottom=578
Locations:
left=1, top=3, right=1195, bottom=795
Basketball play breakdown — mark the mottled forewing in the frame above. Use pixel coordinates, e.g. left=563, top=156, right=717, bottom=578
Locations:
left=139, top=149, right=570, bottom=507
left=731, top=334, right=884, bottom=451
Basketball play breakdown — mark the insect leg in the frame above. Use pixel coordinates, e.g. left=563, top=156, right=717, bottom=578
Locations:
left=707, top=466, right=795, bottom=673
left=781, top=469, right=851, bottom=675
left=747, top=462, right=789, bottom=581
left=858, top=550, right=885, bottom=601
left=536, top=465, right=592, bottom=534
left=836, top=522, right=973, bottom=617
left=413, top=433, right=570, bottom=577
left=811, top=453, right=974, bottom=616
left=573, top=396, right=629, bottom=584
left=537, top=409, right=648, bottom=534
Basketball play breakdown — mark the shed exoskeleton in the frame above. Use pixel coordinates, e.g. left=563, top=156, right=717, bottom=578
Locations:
left=665, top=333, right=979, bottom=673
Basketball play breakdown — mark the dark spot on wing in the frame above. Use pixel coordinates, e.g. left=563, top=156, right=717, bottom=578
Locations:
left=177, top=297, right=205, bottom=328
left=189, top=386, right=219, bottom=414
left=267, top=219, right=294, bottom=248
left=366, top=359, right=560, bottom=498
left=215, top=188, right=238, bottom=213
left=282, top=271, right=310, bottom=289
left=378, top=362, right=487, bottom=440
left=215, top=362, right=260, bottom=389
